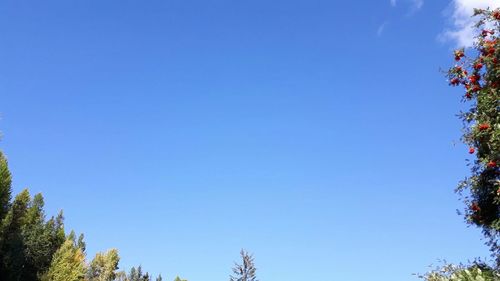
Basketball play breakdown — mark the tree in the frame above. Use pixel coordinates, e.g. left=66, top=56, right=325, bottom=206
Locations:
left=417, top=261, right=499, bottom=281
left=0, top=150, right=66, bottom=280
left=88, top=249, right=120, bottom=281
left=22, top=193, right=66, bottom=280
left=0, top=151, right=12, bottom=221
left=173, top=276, right=187, bottom=281
left=128, top=266, right=151, bottom=281
left=447, top=7, right=500, bottom=264
left=230, top=250, right=258, bottom=281
left=0, top=189, right=31, bottom=279
left=0, top=149, right=168, bottom=280
left=40, top=236, right=86, bottom=281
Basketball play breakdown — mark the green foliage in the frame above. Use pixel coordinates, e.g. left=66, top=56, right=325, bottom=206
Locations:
left=40, top=237, right=86, bottom=281
left=0, top=151, right=12, bottom=221
left=173, top=276, right=187, bottom=281
left=0, top=189, right=66, bottom=280
left=230, top=250, right=258, bottom=281
left=447, top=8, right=500, bottom=263
left=127, top=266, right=151, bottom=281
left=0, top=189, right=31, bottom=279
left=417, top=262, right=499, bottom=281
left=88, top=249, right=120, bottom=281
left=115, top=265, right=164, bottom=281
left=0, top=148, right=172, bottom=280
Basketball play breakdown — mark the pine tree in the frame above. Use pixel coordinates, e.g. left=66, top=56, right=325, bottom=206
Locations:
left=22, top=193, right=64, bottom=280
left=0, top=189, right=31, bottom=279
left=0, top=151, right=12, bottom=221
left=229, top=250, right=258, bottom=281
left=128, top=266, right=151, bottom=281
left=0, top=150, right=66, bottom=280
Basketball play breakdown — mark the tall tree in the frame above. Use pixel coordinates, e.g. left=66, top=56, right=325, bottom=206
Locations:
left=128, top=266, right=151, bottom=281
left=0, top=190, right=66, bottom=280
left=40, top=236, right=86, bottom=281
left=88, top=249, right=120, bottom=281
left=447, top=7, right=500, bottom=264
left=0, top=189, right=31, bottom=280
left=0, top=151, right=12, bottom=221
left=230, top=250, right=258, bottom=281
left=23, top=193, right=65, bottom=280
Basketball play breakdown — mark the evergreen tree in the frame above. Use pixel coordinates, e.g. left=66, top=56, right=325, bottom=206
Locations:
left=0, top=189, right=31, bottom=280
left=0, top=151, right=12, bottom=221
left=40, top=237, right=86, bottom=281
left=230, top=250, right=258, bottom=281
left=22, top=193, right=65, bottom=280
left=0, top=151, right=66, bottom=280
left=0, top=148, right=169, bottom=280
left=128, top=266, right=151, bottom=281
left=77, top=233, right=86, bottom=253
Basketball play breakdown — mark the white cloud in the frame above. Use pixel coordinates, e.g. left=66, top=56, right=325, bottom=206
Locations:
left=390, top=0, right=397, bottom=7
left=412, top=0, right=424, bottom=11
left=441, top=0, right=500, bottom=47
left=406, top=0, right=424, bottom=15
left=377, top=22, right=389, bottom=36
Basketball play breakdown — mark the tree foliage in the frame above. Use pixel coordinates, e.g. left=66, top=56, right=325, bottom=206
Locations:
left=0, top=189, right=65, bottom=280
left=417, top=262, right=499, bottom=281
left=40, top=237, right=86, bottom=281
left=88, top=249, right=120, bottom=281
left=230, top=250, right=258, bottom=281
left=0, top=148, right=168, bottom=280
left=0, top=151, right=12, bottom=221
left=447, top=7, right=500, bottom=263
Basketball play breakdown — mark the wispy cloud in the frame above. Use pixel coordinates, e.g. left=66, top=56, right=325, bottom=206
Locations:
left=390, top=0, right=397, bottom=7
left=377, top=22, right=389, bottom=36
left=440, top=0, right=500, bottom=47
left=409, top=0, right=424, bottom=14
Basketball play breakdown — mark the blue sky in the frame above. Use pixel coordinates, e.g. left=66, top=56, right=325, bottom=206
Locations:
left=0, top=0, right=497, bottom=280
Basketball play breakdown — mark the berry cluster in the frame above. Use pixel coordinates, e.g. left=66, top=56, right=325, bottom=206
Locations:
left=447, top=9, right=500, bottom=233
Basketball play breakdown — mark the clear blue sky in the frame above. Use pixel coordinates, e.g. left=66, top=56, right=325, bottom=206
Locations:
left=0, top=0, right=493, bottom=280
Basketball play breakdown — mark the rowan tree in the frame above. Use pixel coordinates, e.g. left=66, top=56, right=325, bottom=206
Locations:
left=447, top=7, right=500, bottom=264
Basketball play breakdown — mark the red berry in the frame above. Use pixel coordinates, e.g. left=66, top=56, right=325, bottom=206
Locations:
left=492, top=10, right=500, bottom=20
left=488, top=161, right=497, bottom=168
left=469, top=75, right=480, bottom=83
left=471, top=203, right=481, bottom=212
left=450, top=77, right=460, bottom=85
left=469, top=147, right=475, bottom=154
left=479, top=123, right=491, bottom=130
left=474, top=62, right=483, bottom=70
left=454, top=50, right=465, bottom=61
